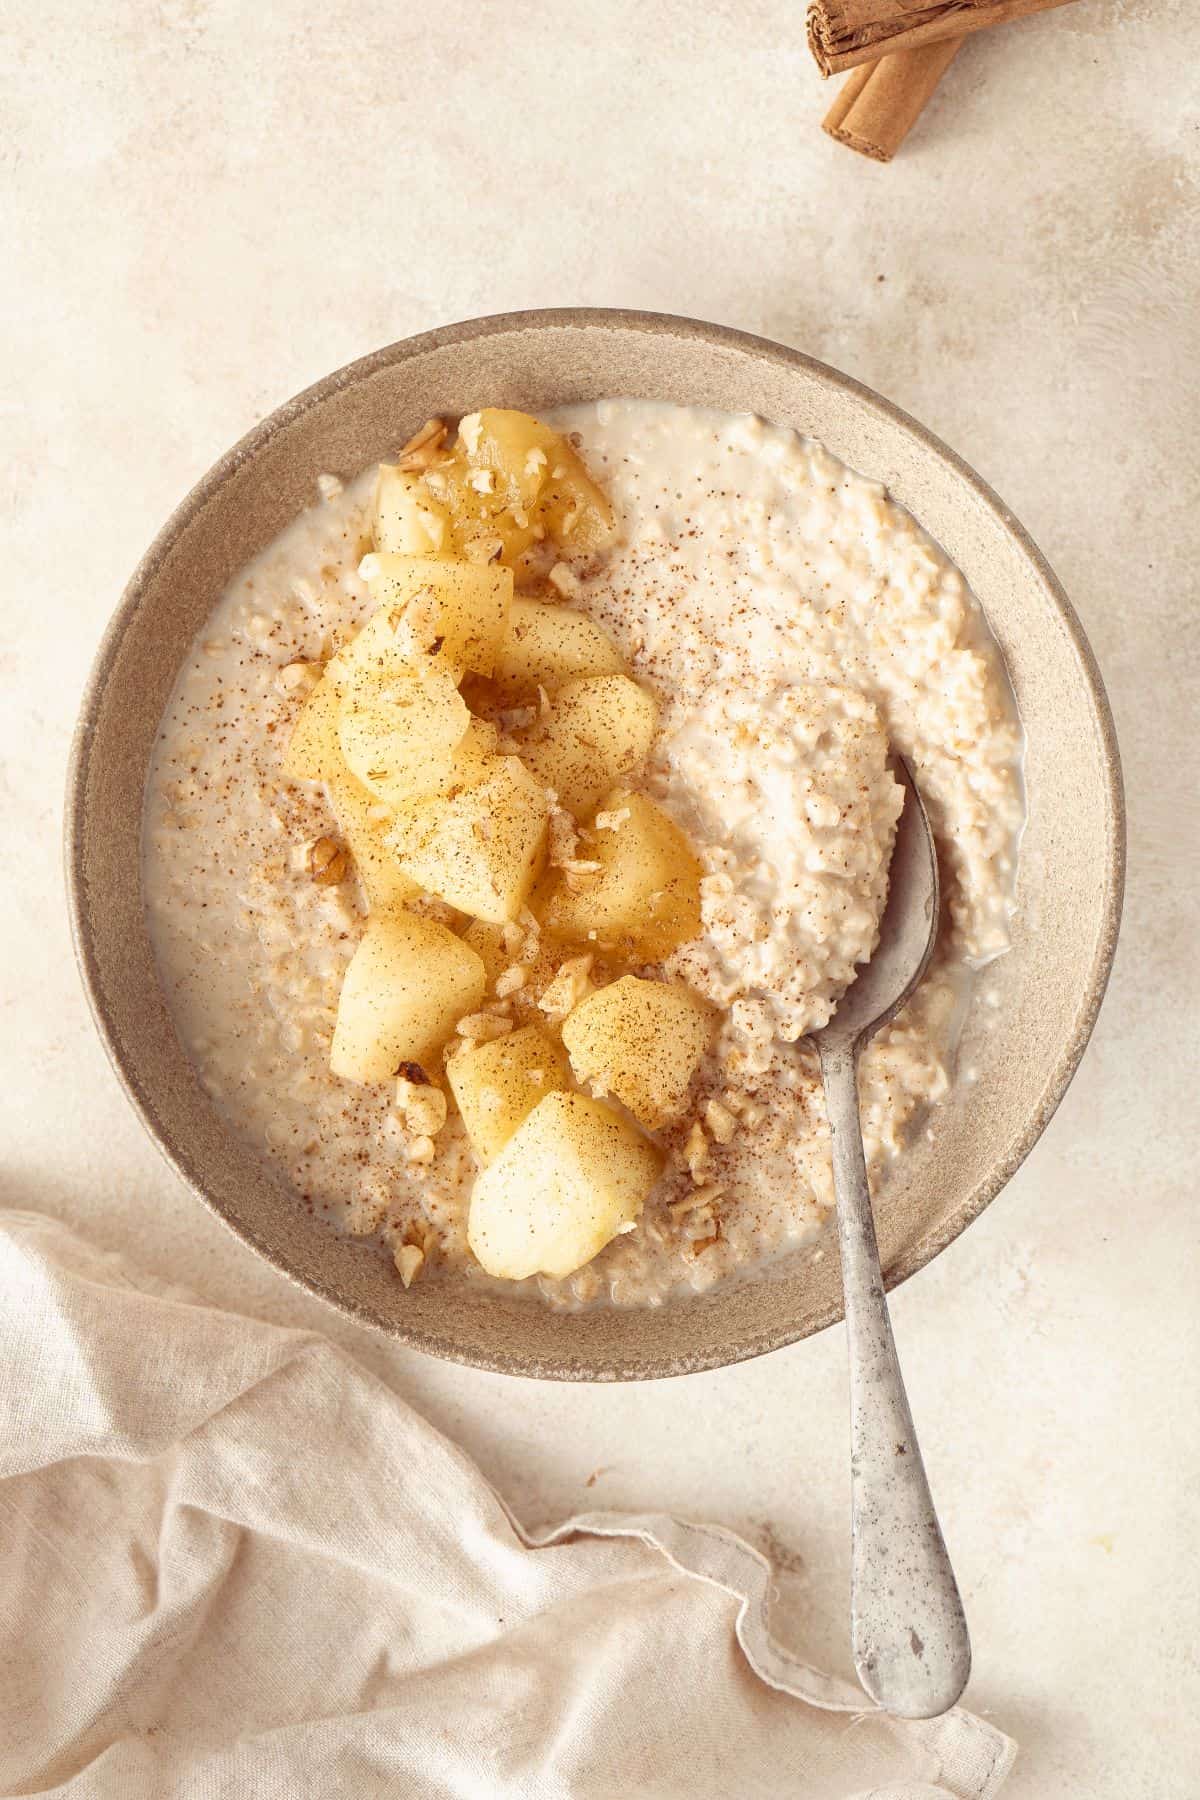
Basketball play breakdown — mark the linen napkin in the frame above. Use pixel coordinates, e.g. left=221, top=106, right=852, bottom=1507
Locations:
left=0, top=1210, right=1015, bottom=1797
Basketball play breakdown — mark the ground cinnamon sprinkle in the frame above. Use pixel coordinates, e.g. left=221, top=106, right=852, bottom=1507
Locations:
left=143, top=399, right=1023, bottom=1311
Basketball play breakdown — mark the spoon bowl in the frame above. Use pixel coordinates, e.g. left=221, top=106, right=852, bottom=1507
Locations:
left=817, top=759, right=940, bottom=1051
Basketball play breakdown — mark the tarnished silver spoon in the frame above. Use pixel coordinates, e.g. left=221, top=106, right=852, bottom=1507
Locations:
left=809, top=758, right=971, bottom=1720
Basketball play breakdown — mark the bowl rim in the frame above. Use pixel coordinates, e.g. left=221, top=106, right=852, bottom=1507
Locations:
left=65, top=306, right=1126, bottom=1376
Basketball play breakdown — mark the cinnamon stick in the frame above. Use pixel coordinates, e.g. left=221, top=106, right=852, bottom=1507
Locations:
left=823, top=37, right=962, bottom=160
left=807, top=0, right=1079, bottom=76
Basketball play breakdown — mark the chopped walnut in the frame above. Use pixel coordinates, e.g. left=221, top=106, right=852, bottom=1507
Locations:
left=458, top=413, right=482, bottom=455
left=547, top=562, right=583, bottom=600
left=593, top=805, right=631, bottom=833
left=309, top=837, right=349, bottom=886
left=680, top=1120, right=710, bottom=1184
left=456, top=1012, right=515, bottom=1045
left=547, top=806, right=581, bottom=869
left=394, top=1242, right=425, bottom=1287
left=668, top=1184, right=725, bottom=1216
left=537, top=956, right=594, bottom=1022
left=704, top=1099, right=737, bottom=1144
left=497, top=702, right=538, bottom=734
left=462, top=533, right=504, bottom=564
left=411, top=1218, right=440, bottom=1258
left=395, top=418, right=448, bottom=471
left=501, top=921, right=527, bottom=957
left=724, top=1089, right=765, bottom=1128
left=514, top=909, right=544, bottom=967
left=277, top=660, right=322, bottom=695
left=468, top=467, right=495, bottom=495
left=394, top=1077, right=447, bottom=1141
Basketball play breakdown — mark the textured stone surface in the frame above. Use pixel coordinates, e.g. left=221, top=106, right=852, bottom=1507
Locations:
left=2, top=1, right=1196, bottom=1793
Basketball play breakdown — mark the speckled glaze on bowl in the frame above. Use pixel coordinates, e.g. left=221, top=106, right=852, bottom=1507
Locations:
left=65, top=309, right=1124, bottom=1380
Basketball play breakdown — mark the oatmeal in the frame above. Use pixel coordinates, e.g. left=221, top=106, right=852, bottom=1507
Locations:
left=664, top=680, right=904, bottom=1049
left=143, top=399, right=1023, bottom=1308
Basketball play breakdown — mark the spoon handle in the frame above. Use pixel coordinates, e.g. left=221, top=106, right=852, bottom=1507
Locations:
left=820, top=1039, right=971, bottom=1720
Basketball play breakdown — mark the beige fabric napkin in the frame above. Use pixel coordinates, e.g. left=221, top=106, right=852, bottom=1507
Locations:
left=0, top=1210, right=1015, bottom=1797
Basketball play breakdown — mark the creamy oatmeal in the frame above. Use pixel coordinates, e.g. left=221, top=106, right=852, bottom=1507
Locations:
left=144, top=399, right=1023, bottom=1308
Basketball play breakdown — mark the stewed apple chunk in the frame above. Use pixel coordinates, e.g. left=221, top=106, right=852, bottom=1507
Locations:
left=371, top=409, right=615, bottom=576
left=283, top=673, right=343, bottom=782
left=464, top=409, right=616, bottom=558
left=446, top=1024, right=571, bottom=1162
left=385, top=749, right=550, bottom=924
left=515, top=674, right=658, bottom=818
left=537, top=789, right=702, bottom=962
left=359, top=553, right=512, bottom=679
left=326, top=772, right=421, bottom=913
left=283, top=674, right=420, bottom=909
left=466, top=1092, right=662, bottom=1280
left=492, top=598, right=624, bottom=698
left=330, top=912, right=486, bottom=1084
left=374, top=464, right=451, bottom=556
left=337, top=664, right=470, bottom=810
left=561, top=975, right=716, bottom=1130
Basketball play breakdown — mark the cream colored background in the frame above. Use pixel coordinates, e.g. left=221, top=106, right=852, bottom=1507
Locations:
left=3, top=2, right=1196, bottom=1794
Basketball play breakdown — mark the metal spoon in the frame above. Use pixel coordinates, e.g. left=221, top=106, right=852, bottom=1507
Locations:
left=809, top=758, right=971, bottom=1719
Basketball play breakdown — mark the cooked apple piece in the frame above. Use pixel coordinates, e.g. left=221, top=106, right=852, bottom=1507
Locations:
left=449, top=717, right=501, bottom=779
left=465, top=409, right=616, bottom=558
left=326, top=772, right=421, bottom=913
left=283, top=673, right=343, bottom=782
left=461, top=919, right=511, bottom=991
left=331, top=912, right=485, bottom=1084
left=325, top=603, right=415, bottom=697
left=373, top=410, right=615, bottom=577
left=561, top=975, right=716, bottom=1130
left=537, top=790, right=703, bottom=962
left=515, top=675, right=658, bottom=818
left=359, top=553, right=512, bottom=680
left=337, top=665, right=470, bottom=810
left=374, top=464, right=451, bottom=555
left=327, top=563, right=499, bottom=694
left=492, top=597, right=624, bottom=698
left=386, top=751, right=549, bottom=925
left=467, top=1091, right=661, bottom=1280
left=446, top=1024, right=572, bottom=1162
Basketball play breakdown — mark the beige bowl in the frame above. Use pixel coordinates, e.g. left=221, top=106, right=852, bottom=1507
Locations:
left=66, top=309, right=1124, bottom=1379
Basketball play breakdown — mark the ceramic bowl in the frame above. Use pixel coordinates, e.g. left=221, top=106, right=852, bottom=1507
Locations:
left=66, top=309, right=1124, bottom=1379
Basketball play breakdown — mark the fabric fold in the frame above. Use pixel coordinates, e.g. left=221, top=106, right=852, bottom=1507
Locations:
left=0, top=1211, right=1015, bottom=1798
